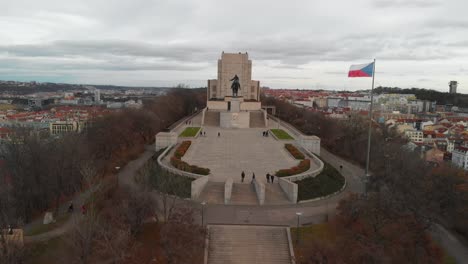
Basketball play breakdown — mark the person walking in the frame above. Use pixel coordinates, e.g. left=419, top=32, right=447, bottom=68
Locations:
left=81, top=205, right=87, bottom=215
left=270, top=174, right=275, bottom=183
left=241, top=171, right=245, bottom=183
left=266, top=173, right=270, bottom=183
left=252, top=172, right=256, bottom=183
left=68, top=201, right=74, bottom=213
left=218, top=132, right=220, bottom=137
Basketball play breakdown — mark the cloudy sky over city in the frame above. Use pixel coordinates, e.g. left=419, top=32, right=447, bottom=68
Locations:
left=1, top=0, right=468, bottom=91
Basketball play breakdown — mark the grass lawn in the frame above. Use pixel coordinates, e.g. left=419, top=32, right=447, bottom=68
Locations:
left=179, top=127, right=201, bottom=137
left=297, top=161, right=345, bottom=201
left=270, top=129, right=294, bottom=140
left=24, top=213, right=71, bottom=236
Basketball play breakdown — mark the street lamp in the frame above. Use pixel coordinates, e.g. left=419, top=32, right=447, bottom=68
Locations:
left=295, top=212, right=303, bottom=244
left=201, top=201, right=206, bottom=227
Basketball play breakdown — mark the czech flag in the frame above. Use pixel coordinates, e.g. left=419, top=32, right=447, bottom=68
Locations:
left=348, top=62, right=374, bottom=77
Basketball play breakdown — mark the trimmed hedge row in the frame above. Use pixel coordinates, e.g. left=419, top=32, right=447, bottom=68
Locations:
left=171, top=141, right=210, bottom=175
left=275, top=159, right=311, bottom=177
left=285, top=144, right=305, bottom=159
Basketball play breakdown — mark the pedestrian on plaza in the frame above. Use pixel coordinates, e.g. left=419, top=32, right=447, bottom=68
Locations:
left=270, top=174, right=275, bottom=183
left=266, top=173, right=270, bottom=183
left=218, top=132, right=220, bottom=137
left=241, top=171, right=245, bottom=183
left=8, top=225, right=13, bottom=235
left=200, top=131, right=203, bottom=136
left=204, top=131, right=206, bottom=136
left=340, top=165, right=343, bottom=171
left=252, top=172, right=256, bottom=183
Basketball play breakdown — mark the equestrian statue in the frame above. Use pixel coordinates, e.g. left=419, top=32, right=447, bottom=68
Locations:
left=230, top=75, right=241, bottom=97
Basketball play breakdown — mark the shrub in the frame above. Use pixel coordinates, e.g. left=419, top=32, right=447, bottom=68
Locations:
left=285, top=144, right=305, bottom=159
left=275, top=159, right=311, bottom=177
left=171, top=141, right=210, bottom=175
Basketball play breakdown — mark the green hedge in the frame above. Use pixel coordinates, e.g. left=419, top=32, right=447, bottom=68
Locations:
left=179, top=127, right=201, bottom=137
left=297, top=162, right=345, bottom=201
left=270, top=129, right=294, bottom=140
left=171, top=141, right=210, bottom=175
left=285, top=143, right=305, bottom=159
left=276, top=159, right=310, bottom=177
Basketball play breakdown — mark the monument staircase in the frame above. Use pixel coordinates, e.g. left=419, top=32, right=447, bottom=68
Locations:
left=249, top=111, right=265, bottom=128
left=230, top=183, right=259, bottom=205
left=264, top=182, right=292, bottom=205
left=204, top=111, right=220, bottom=127
left=198, top=181, right=225, bottom=204
left=190, top=112, right=203, bottom=126
left=206, top=225, right=293, bottom=264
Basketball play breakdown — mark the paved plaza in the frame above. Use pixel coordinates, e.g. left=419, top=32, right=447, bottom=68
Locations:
left=182, top=126, right=319, bottom=183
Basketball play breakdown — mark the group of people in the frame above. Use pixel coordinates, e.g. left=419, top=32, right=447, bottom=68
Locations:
left=262, top=131, right=269, bottom=137
left=240, top=171, right=275, bottom=183
left=199, top=130, right=206, bottom=137
left=185, top=120, right=192, bottom=125
left=68, top=201, right=87, bottom=215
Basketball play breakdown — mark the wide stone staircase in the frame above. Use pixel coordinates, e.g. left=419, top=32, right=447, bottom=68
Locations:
left=249, top=111, right=265, bottom=128
left=230, top=183, right=258, bottom=205
left=265, top=182, right=292, bottom=205
left=204, top=111, right=220, bottom=127
left=207, top=225, right=293, bottom=264
left=197, top=182, right=224, bottom=204
left=190, top=111, right=203, bottom=126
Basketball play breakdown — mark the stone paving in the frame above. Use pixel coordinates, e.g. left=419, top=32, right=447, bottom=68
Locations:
left=182, top=126, right=318, bottom=183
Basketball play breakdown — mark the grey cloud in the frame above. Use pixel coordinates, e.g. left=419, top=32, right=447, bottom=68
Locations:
left=373, top=0, right=441, bottom=8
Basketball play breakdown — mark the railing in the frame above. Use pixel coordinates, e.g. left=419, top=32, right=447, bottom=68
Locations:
left=167, top=109, right=203, bottom=132
left=278, top=177, right=298, bottom=203
left=156, top=144, right=209, bottom=179
left=224, top=178, right=233, bottom=204
left=280, top=145, right=324, bottom=182
left=252, top=179, right=265, bottom=205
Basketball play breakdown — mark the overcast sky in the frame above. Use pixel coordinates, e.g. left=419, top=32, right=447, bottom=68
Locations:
left=1, top=0, right=468, bottom=92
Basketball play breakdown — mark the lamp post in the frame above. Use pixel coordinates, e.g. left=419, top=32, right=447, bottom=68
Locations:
left=295, top=212, right=303, bottom=245
left=201, top=201, right=206, bottom=227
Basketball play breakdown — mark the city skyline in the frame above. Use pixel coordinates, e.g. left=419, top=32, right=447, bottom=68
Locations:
left=1, top=0, right=468, bottom=92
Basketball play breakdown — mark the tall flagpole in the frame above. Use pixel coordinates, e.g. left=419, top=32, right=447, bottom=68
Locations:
left=364, top=58, right=376, bottom=196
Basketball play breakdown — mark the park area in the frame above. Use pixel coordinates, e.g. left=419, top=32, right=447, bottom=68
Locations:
left=296, top=161, right=345, bottom=201
left=179, top=127, right=201, bottom=137
left=270, top=128, right=294, bottom=140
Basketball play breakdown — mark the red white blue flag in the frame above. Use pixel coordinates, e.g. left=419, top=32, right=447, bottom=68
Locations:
left=348, top=62, right=374, bottom=77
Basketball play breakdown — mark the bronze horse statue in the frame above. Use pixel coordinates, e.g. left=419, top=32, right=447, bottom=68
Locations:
left=230, top=75, right=241, bottom=97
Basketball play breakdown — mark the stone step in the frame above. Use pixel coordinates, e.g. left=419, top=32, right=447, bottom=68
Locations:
left=249, top=111, right=265, bottom=128
left=230, top=183, right=258, bottom=205
left=197, top=182, right=224, bottom=204
left=204, top=111, right=220, bottom=127
left=207, top=225, right=292, bottom=264
left=264, top=182, right=292, bottom=205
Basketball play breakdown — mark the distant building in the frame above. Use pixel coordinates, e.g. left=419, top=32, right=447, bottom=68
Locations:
left=451, top=146, right=468, bottom=170
left=405, top=130, right=423, bottom=143
left=94, top=89, right=101, bottom=103
left=449, top=81, right=458, bottom=94
left=49, top=121, right=82, bottom=135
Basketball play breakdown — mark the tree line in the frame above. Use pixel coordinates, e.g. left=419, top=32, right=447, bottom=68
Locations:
left=263, top=95, right=468, bottom=263
left=0, top=88, right=205, bottom=245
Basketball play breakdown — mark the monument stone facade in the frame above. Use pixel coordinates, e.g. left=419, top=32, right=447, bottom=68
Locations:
left=208, top=52, right=260, bottom=101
